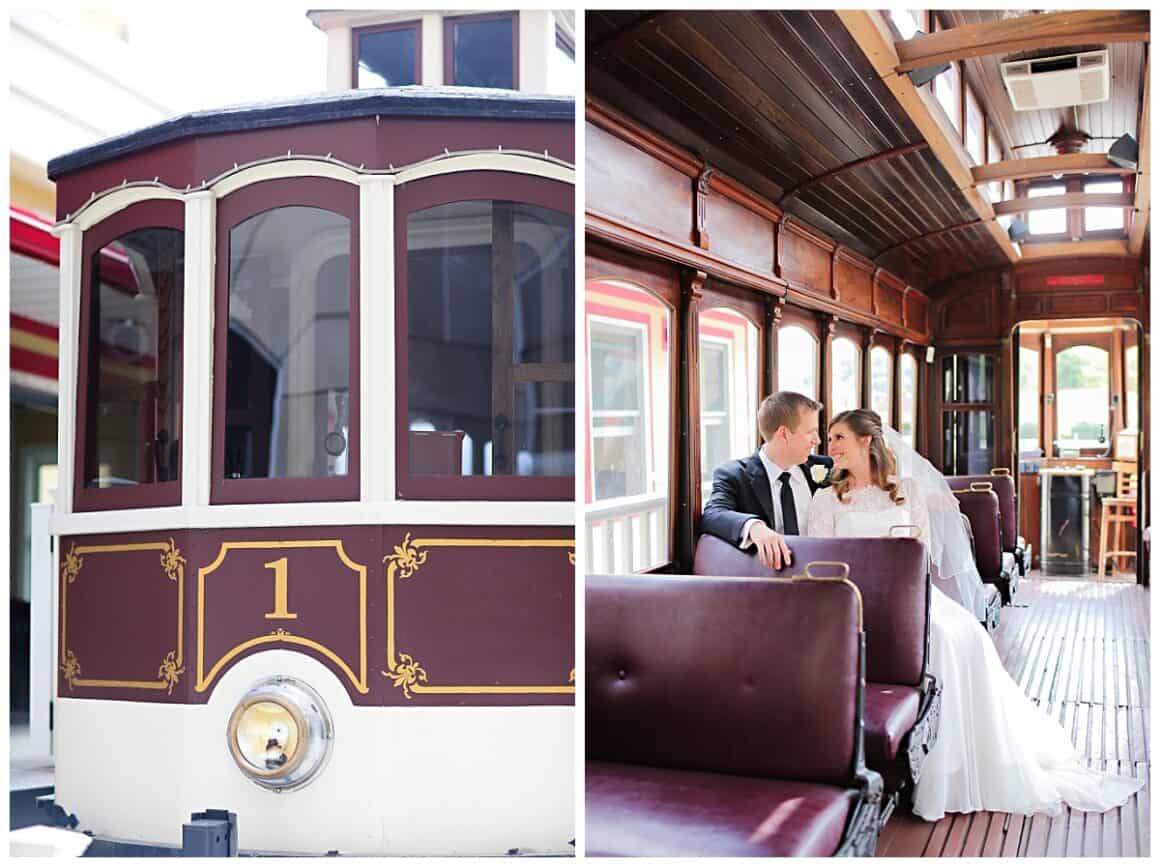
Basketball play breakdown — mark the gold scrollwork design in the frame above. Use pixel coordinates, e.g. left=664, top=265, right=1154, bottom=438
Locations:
left=157, top=651, right=185, bottom=695
left=61, top=650, right=82, bottom=690
left=62, top=544, right=84, bottom=584
left=59, top=541, right=184, bottom=692
left=386, top=652, right=429, bottom=699
left=383, top=536, right=576, bottom=698
left=160, top=538, right=186, bottom=583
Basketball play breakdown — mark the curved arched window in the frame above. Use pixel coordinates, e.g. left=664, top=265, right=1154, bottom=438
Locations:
left=75, top=200, right=185, bottom=511
left=899, top=353, right=918, bottom=448
left=870, top=346, right=893, bottom=422
left=585, top=279, right=671, bottom=572
left=213, top=178, right=359, bottom=504
left=831, top=337, right=861, bottom=415
left=397, top=171, right=574, bottom=500
left=1055, top=345, right=1110, bottom=449
left=777, top=325, right=818, bottom=400
left=699, top=308, right=759, bottom=499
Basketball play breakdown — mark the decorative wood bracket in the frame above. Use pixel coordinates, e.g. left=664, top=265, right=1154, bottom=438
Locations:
left=694, top=163, right=714, bottom=250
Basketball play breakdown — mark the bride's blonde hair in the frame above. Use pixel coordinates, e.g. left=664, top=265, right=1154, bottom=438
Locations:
left=829, top=409, right=906, bottom=506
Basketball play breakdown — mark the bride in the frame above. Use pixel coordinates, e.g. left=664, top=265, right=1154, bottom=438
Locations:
left=807, top=408, right=1143, bottom=821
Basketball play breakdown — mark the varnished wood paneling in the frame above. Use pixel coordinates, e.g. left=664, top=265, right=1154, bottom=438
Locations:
left=835, top=252, right=874, bottom=313
left=587, top=121, right=693, bottom=245
left=708, top=192, right=775, bottom=276
left=905, top=291, right=930, bottom=334
left=1048, top=293, right=1111, bottom=317
left=876, top=278, right=904, bottom=326
left=779, top=221, right=833, bottom=297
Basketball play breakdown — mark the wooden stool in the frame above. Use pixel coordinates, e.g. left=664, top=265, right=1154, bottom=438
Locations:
left=1097, top=461, right=1138, bottom=579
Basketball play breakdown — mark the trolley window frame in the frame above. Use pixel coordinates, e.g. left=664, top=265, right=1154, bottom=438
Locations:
left=351, top=19, right=423, bottom=89
left=443, top=11, right=520, bottom=90
left=211, top=176, right=361, bottom=505
left=395, top=169, right=574, bottom=501
left=73, top=199, right=186, bottom=513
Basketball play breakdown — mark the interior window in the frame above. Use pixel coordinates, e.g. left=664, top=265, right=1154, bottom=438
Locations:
left=965, top=86, right=985, bottom=165
left=777, top=325, right=818, bottom=400
left=933, top=61, right=961, bottom=133
left=699, top=308, right=759, bottom=500
left=1084, top=178, right=1125, bottom=232
left=899, top=353, right=918, bottom=447
left=1055, top=345, right=1110, bottom=451
left=831, top=337, right=861, bottom=415
left=869, top=346, right=892, bottom=422
left=1027, top=183, right=1067, bottom=236
left=1018, top=346, right=1040, bottom=454
left=1125, top=342, right=1139, bottom=431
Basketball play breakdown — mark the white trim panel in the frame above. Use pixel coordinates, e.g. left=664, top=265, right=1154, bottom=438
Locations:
left=397, top=152, right=574, bottom=185
left=50, top=499, right=575, bottom=536
left=358, top=175, right=395, bottom=503
left=182, top=192, right=215, bottom=507
left=55, top=651, right=573, bottom=855
left=55, top=225, right=82, bottom=514
left=210, top=159, right=362, bottom=198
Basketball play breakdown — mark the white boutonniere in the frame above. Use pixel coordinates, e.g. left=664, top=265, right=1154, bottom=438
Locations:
left=810, top=464, right=831, bottom=486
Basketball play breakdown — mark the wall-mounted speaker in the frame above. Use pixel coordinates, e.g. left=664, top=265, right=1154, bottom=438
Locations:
left=1108, top=134, right=1138, bottom=171
left=925, top=346, right=935, bottom=364
left=1008, top=217, right=1030, bottom=243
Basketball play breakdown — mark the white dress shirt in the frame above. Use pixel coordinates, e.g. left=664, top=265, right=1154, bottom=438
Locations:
left=741, top=452, right=814, bottom=546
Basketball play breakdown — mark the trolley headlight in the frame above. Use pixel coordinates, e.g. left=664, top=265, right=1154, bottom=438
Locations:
left=226, top=676, right=333, bottom=791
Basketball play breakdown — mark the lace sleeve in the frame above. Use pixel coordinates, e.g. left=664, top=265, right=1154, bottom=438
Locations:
left=806, top=488, right=838, bottom=537
left=902, top=478, right=931, bottom=547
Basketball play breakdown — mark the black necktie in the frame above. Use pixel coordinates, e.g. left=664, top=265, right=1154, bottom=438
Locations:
left=778, top=471, right=799, bottom=535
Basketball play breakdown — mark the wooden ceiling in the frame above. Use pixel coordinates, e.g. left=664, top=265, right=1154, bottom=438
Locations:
left=587, top=10, right=1010, bottom=290
left=587, top=10, right=1148, bottom=293
left=943, top=10, right=1147, bottom=160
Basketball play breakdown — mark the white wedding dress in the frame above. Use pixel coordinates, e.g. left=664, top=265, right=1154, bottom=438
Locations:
left=808, top=478, right=1143, bottom=821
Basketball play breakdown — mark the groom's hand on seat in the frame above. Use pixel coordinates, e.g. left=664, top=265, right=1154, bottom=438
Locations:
left=751, top=523, right=791, bottom=569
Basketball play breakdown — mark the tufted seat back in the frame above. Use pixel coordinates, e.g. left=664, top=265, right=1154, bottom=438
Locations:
left=692, top=535, right=929, bottom=687
left=586, top=572, right=863, bottom=787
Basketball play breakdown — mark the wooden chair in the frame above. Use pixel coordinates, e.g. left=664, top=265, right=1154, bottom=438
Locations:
left=1097, top=461, right=1138, bottom=579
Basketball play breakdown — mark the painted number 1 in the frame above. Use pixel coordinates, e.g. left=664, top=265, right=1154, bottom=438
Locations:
left=264, top=557, right=298, bottom=620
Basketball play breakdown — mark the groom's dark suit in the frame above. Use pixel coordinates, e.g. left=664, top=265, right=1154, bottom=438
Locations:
left=700, top=450, right=834, bottom=544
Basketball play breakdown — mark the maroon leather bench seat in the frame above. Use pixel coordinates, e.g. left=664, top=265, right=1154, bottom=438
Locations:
left=692, top=535, right=941, bottom=802
left=953, top=487, right=1019, bottom=604
left=587, top=572, right=882, bottom=857
left=946, top=513, right=1003, bottom=633
left=587, top=762, right=857, bottom=857
left=949, top=473, right=1030, bottom=578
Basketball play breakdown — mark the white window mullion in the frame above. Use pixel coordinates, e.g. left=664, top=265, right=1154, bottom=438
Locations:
left=359, top=174, right=395, bottom=502
left=183, top=191, right=216, bottom=507
left=52, top=224, right=82, bottom=518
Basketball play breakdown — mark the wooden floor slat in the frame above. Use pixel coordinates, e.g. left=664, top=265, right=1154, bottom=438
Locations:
left=878, top=576, right=1150, bottom=857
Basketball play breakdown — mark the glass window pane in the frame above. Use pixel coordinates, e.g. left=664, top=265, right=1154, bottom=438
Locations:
left=86, top=227, right=184, bottom=488
left=407, top=199, right=574, bottom=477
left=1028, top=183, right=1066, bottom=235
left=1055, top=345, right=1109, bottom=448
left=452, top=17, right=515, bottom=88
left=899, top=354, right=918, bottom=447
left=965, top=88, right=984, bottom=165
left=831, top=337, right=860, bottom=415
left=934, top=62, right=960, bottom=132
left=943, top=410, right=993, bottom=475
left=942, top=353, right=995, bottom=403
left=356, top=26, right=417, bottom=87
left=1084, top=178, right=1124, bottom=232
left=870, top=346, right=892, bottom=421
left=1019, top=347, right=1040, bottom=453
left=585, top=280, right=672, bottom=572
left=699, top=308, right=759, bottom=496
left=1125, top=343, right=1139, bottom=430
left=777, top=325, right=818, bottom=399
left=889, top=9, right=922, bottom=39
left=226, top=207, right=350, bottom=480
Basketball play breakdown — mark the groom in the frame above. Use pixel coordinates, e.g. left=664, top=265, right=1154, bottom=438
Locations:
left=700, top=391, right=832, bottom=569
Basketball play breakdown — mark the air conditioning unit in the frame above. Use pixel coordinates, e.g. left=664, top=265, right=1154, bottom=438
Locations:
left=1000, top=50, right=1109, bottom=111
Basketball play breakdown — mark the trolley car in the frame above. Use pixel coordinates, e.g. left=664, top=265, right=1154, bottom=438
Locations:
left=45, top=87, right=575, bottom=855
left=583, top=9, right=1149, bottom=858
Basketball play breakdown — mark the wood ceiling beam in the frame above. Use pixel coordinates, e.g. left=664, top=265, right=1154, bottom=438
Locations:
left=778, top=142, right=929, bottom=205
left=972, top=153, right=1133, bottom=185
left=1128, top=54, right=1150, bottom=257
left=1018, top=239, right=1131, bottom=260
left=837, top=10, right=1020, bottom=264
left=895, top=10, right=1150, bottom=73
left=589, top=12, right=670, bottom=57
left=872, top=218, right=982, bottom=259
left=993, top=192, right=1134, bottom=216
